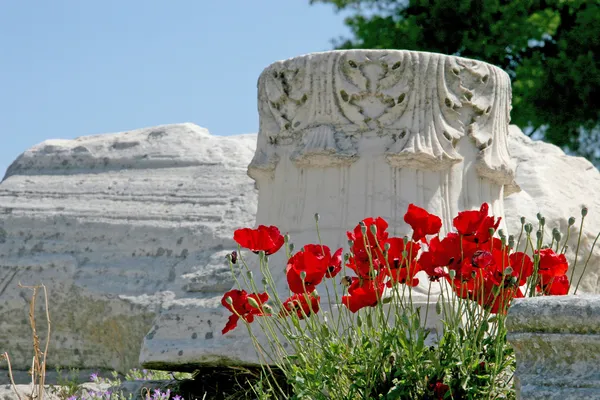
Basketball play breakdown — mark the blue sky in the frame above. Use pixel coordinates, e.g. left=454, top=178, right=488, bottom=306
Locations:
left=0, top=1, right=350, bottom=177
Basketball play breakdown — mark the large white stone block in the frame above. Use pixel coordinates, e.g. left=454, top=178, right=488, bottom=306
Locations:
left=504, top=125, right=600, bottom=293
left=0, top=123, right=257, bottom=371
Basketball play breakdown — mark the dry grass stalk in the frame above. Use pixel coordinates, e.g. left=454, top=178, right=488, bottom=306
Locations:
left=18, top=283, right=52, bottom=400
left=1, top=352, right=23, bottom=400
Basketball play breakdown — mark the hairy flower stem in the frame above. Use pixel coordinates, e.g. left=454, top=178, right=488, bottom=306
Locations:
left=569, top=211, right=586, bottom=283
left=574, top=230, right=600, bottom=294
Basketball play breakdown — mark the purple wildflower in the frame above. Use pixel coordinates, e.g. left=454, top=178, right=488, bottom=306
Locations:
left=90, top=372, right=99, bottom=382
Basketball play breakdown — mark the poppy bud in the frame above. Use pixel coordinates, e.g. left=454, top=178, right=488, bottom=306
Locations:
left=348, top=240, right=354, bottom=248
left=448, top=270, right=456, bottom=279
left=403, top=236, right=409, bottom=246
left=230, top=251, right=238, bottom=264
left=520, top=216, right=526, bottom=225
left=344, top=253, right=350, bottom=262
left=524, top=223, right=533, bottom=233
left=289, top=243, right=295, bottom=253
left=553, top=229, right=561, bottom=242
left=568, top=217, right=576, bottom=226
left=262, top=304, right=274, bottom=314
left=504, top=266, right=513, bottom=276
left=356, top=315, right=362, bottom=327
left=225, top=296, right=233, bottom=305
left=536, top=212, right=543, bottom=221
left=384, top=242, right=391, bottom=251
left=582, top=207, right=588, bottom=217
left=498, top=229, right=506, bottom=238
left=261, top=277, right=268, bottom=286
left=314, top=213, right=320, bottom=222
left=247, top=271, right=253, bottom=279
left=540, top=217, right=545, bottom=226
left=360, top=224, right=367, bottom=235
left=536, top=230, right=542, bottom=240
left=247, top=297, right=260, bottom=309
left=369, top=224, right=377, bottom=235
left=488, top=227, right=495, bottom=236
left=508, top=237, right=515, bottom=249
left=284, top=234, right=290, bottom=243
left=300, top=271, right=307, bottom=281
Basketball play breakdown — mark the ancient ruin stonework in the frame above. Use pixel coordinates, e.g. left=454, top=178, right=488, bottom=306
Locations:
left=140, top=50, right=521, bottom=369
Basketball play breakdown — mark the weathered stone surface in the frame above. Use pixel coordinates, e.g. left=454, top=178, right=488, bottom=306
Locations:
left=0, top=123, right=257, bottom=371
left=140, top=49, right=520, bottom=368
left=504, top=125, right=600, bottom=293
left=506, top=295, right=600, bottom=400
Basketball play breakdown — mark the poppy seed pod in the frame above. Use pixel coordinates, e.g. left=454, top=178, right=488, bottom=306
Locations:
left=247, top=297, right=260, bottom=309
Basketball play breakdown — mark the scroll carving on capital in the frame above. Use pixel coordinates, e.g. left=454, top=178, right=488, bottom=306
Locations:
left=453, top=59, right=519, bottom=195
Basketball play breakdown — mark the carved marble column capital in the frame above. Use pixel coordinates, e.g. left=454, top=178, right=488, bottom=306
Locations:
left=249, top=50, right=518, bottom=193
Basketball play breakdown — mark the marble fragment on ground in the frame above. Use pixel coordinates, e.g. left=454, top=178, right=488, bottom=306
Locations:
left=507, top=295, right=600, bottom=400
left=0, top=123, right=257, bottom=371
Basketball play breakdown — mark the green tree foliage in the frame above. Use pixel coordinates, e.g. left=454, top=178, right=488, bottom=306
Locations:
left=311, top=0, right=600, bottom=164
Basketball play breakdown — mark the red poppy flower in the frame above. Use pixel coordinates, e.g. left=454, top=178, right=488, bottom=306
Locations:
left=432, top=381, right=450, bottom=400
left=233, top=225, right=285, bottom=255
left=342, top=276, right=385, bottom=313
left=286, top=244, right=331, bottom=294
left=452, top=257, right=489, bottom=289
left=347, top=217, right=389, bottom=249
left=325, top=248, right=344, bottom=278
left=346, top=247, right=382, bottom=279
left=436, top=233, right=472, bottom=269
left=404, top=204, right=442, bottom=242
left=536, top=248, right=569, bottom=278
left=453, top=203, right=501, bottom=244
left=509, top=252, right=534, bottom=286
left=417, top=251, right=448, bottom=282
left=538, top=274, right=570, bottom=295
left=382, top=237, right=421, bottom=287
left=469, top=278, right=522, bottom=314
left=279, top=292, right=320, bottom=319
left=221, top=289, right=270, bottom=334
